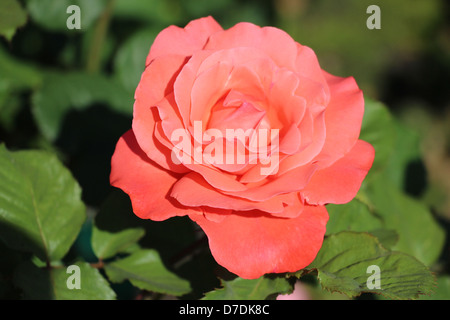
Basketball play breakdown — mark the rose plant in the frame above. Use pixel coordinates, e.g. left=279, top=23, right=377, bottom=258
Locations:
left=110, top=16, right=375, bottom=279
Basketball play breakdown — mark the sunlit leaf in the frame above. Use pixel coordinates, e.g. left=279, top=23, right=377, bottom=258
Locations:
left=307, top=232, right=436, bottom=299
left=14, top=261, right=116, bottom=299
left=0, top=0, right=27, bottom=41
left=359, top=97, right=396, bottom=172
left=0, top=46, right=41, bottom=89
left=420, top=276, right=450, bottom=300
left=0, top=144, right=86, bottom=262
left=104, top=249, right=191, bottom=296
left=325, top=198, right=382, bottom=235
left=91, top=225, right=145, bottom=260
left=364, top=173, right=445, bottom=266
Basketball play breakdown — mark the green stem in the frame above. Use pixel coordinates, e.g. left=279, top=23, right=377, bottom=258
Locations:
left=169, top=236, right=208, bottom=267
left=86, top=0, right=115, bottom=73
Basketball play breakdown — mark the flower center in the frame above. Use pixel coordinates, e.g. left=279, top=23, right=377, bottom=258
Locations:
left=207, top=90, right=268, bottom=134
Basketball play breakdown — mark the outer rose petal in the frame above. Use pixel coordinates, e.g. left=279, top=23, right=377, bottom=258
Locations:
left=189, top=205, right=328, bottom=279
left=295, top=44, right=329, bottom=95
left=301, top=140, right=375, bottom=205
left=146, top=16, right=223, bottom=65
left=110, top=130, right=200, bottom=221
left=313, top=71, right=365, bottom=167
left=205, top=21, right=298, bottom=69
left=132, top=54, right=189, bottom=173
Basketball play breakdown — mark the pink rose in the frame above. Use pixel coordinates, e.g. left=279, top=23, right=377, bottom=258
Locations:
left=110, top=16, right=375, bottom=279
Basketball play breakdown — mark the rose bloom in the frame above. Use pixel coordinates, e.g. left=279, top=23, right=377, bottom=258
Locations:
left=110, top=17, right=375, bottom=279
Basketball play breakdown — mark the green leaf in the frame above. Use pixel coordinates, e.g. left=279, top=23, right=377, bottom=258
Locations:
left=360, top=97, right=425, bottom=194
left=359, top=97, right=396, bottom=172
left=0, top=47, right=42, bottom=131
left=25, top=0, right=105, bottom=32
left=113, top=29, right=158, bottom=94
left=325, top=198, right=382, bottom=235
left=0, top=0, right=27, bottom=41
left=32, top=71, right=133, bottom=141
left=365, top=173, right=445, bottom=266
left=104, top=249, right=191, bottom=296
left=307, top=232, right=436, bottom=299
left=381, top=122, right=422, bottom=190
left=0, top=145, right=86, bottom=262
left=420, top=276, right=450, bottom=300
left=368, top=229, right=399, bottom=250
left=202, top=276, right=292, bottom=300
left=14, top=261, right=116, bottom=300
left=326, top=197, right=399, bottom=249
left=0, top=47, right=42, bottom=89
left=357, top=97, right=444, bottom=265
left=91, top=225, right=145, bottom=260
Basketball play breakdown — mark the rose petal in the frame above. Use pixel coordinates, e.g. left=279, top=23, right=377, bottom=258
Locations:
left=301, top=140, right=375, bottom=205
left=174, top=50, right=214, bottom=128
left=189, top=61, right=234, bottom=128
left=132, top=55, right=189, bottom=173
left=208, top=94, right=267, bottom=133
left=276, top=108, right=327, bottom=175
left=135, top=54, right=187, bottom=107
left=171, top=172, right=297, bottom=214
left=197, top=47, right=274, bottom=75
left=183, top=160, right=247, bottom=192
left=295, top=75, right=329, bottom=111
left=238, top=153, right=289, bottom=184
left=189, top=48, right=273, bottom=130
left=272, top=193, right=304, bottom=219
left=174, top=47, right=275, bottom=133
left=201, top=136, right=255, bottom=173
left=189, top=205, right=328, bottom=279
left=146, top=16, right=222, bottom=65
left=224, top=162, right=317, bottom=201
left=133, top=106, right=188, bottom=173
left=279, top=123, right=302, bottom=155
left=268, top=68, right=306, bottom=127
left=154, top=93, right=188, bottom=148
left=110, top=130, right=200, bottom=221
left=295, top=44, right=329, bottom=95
left=313, top=71, right=365, bottom=167
left=205, top=22, right=298, bottom=69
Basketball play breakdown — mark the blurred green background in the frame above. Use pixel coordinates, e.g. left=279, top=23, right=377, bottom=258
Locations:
left=0, top=0, right=449, bottom=299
